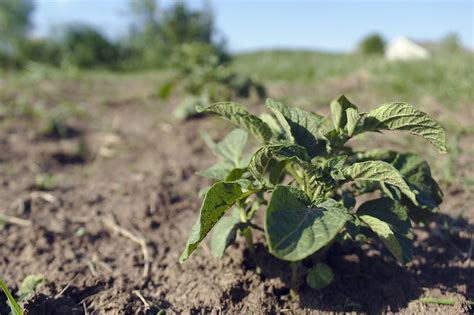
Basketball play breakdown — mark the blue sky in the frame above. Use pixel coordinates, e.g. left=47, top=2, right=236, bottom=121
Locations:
left=33, top=0, right=474, bottom=52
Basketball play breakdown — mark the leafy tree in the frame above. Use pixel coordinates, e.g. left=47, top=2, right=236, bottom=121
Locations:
left=126, top=0, right=216, bottom=68
left=18, top=39, right=62, bottom=66
left=160, top=1, right=213, bottom=45
left=59, top=25, right=120, bottom=68
left=0, top=0, right=34, bottom=44
left=439, top=32, right=462, bottom=53
left=0, top=0, right=34, bottom=67
left=358, top=33, right=385, bottom=55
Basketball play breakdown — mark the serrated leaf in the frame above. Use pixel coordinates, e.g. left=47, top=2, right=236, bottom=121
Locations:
left=214, top=129, right=248, bottom=167
left=330, top=95, right=358, bottom=132
left=198, top=102, right=273, bottom=143
left=358, top=198, right=413, bottom=264
left=357, top=102, right=447, bottom=153
left=343, top=161, right=416, bottom=202
left=306, top=262, right=334, bottom=289
left=265, top=186, right=348, bottom=261
left=249, top=143, right=310, bottom=186
left=266, top=99, right=326, bottom=157
left=211, top=214, right=241, bottom=258
left=180, top=180, right=257, bottom=263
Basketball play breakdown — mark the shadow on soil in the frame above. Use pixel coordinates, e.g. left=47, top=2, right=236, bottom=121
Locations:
left=244, top=213, right=473, bottom=314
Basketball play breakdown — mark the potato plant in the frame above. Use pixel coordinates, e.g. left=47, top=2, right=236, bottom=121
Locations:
left=159, top=43, right=266, bottom=120
left=180, top=95, right=446, bottom=290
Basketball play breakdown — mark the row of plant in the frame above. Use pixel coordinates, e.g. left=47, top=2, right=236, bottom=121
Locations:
left=180, top=95, right=446, bottom=291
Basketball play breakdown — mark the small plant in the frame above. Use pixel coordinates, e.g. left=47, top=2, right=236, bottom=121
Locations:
left=17, top=275, right=46, bottom=302
left=34, top=173, right=56, bottom=191
left=0, top=275, right=45, bottom=315
left=0, top=277, right=22, bottom=315
left=180, top=95, right=446, bottom=291
left=159, top=43, right=266, bottom=120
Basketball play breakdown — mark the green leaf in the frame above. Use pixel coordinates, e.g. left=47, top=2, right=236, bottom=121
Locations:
left=225, top=168, right=247, bottom=181
left=357, top=102, right=447, bottom=153
left=265, top=186, right=349, bottom=261
left=349, top=150, right=443, bottom=222
left=200, top=130, right=217, bottom=151
left=384, top=154, right=442, bottom=222
left=248, top=144, right=310, bottom=186
left=306, top=262, right=334, bottom=289
left=180, top=180, right=257, bottom=263
left=345, top=213, right=361, bottom=239
left=210, top=214, right=241, bottom=258
left=394, top=154, right=443, bottom=221
left=343, top=161, right=417, bottom=202
left=173, top=96, right=204, bottom=121
left=330, top=95, right=358, bottom=132
left=18, top=275, right=46, bottom=301
left=345, top=107, right=361, bottom=136
left=259, top=112, right=285, bottom=139
left=358, top=198, right=413, bottom=264
left=157, top=82, right=175, bottom=99
left=198, top=102, right=273, bottom=143
left=0, top=277, right=22, bottom=315
left=266, top=99, right=326, bottom=157
left=214, top=129, right=248, bottom=167
left=197, top=163, right=233, bottom=181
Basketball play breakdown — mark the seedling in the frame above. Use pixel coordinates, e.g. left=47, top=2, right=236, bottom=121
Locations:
left=0, top=275, right=46, bottom=315
left=34, top=173, right=56, bottom=191
left=180, top=95, right=446, bottom=291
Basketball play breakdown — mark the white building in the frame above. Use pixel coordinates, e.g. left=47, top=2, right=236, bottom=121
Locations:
left=385, top=37, right=431, bottom=61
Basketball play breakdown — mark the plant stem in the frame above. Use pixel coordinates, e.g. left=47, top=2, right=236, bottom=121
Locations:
left=242, top=227, right=256, bottom=255
left=0, top=277, right=22, bottom=315
left=289, top=261, right=301, bottom=300
left=238, top=205, right=259, bottom=271
left=286, top=164, right=305, bottom=188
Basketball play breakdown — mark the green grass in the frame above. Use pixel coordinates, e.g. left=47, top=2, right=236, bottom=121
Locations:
left=233, top=50, right=376, bottom=84
left=0, top=277, right=22, bottom=315
left=233, top=50, right=474, bottom=107
left=368, top=52, right=474, bottom=107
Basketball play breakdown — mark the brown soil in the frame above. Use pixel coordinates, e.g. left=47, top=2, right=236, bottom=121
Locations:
left=0, top=76, right=473, bottom=314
